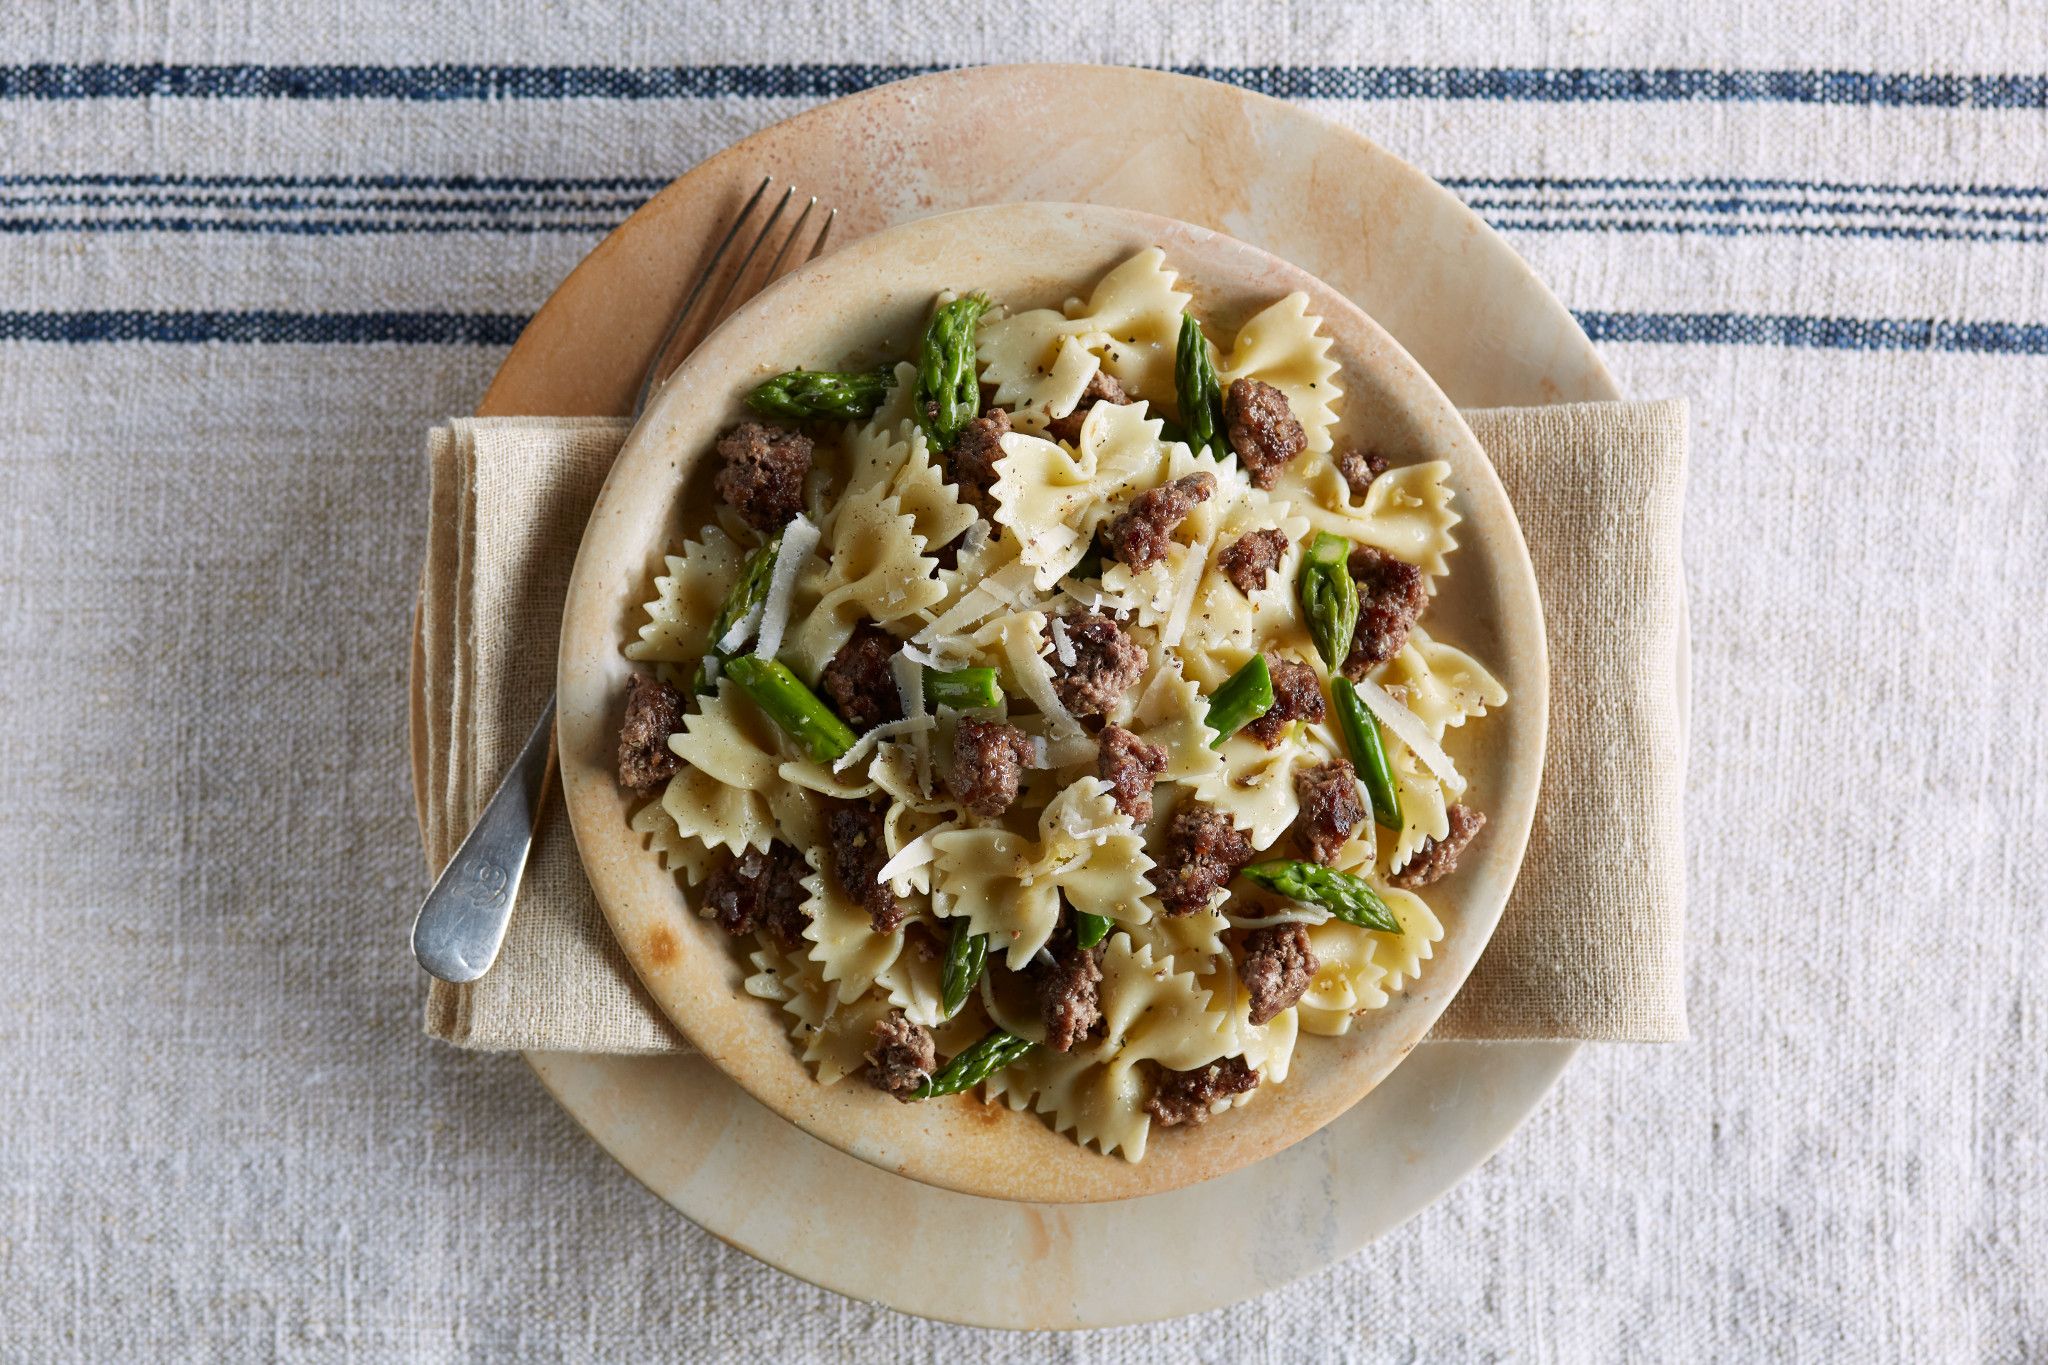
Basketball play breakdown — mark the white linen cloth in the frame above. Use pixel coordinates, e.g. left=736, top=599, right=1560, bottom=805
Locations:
left=2, top=2, right=2044, bottom=1359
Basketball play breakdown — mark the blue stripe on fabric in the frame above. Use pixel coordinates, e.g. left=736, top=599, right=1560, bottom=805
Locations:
left=2, top=62, right=2045, bottom=108
left=1442, top=174, right=2048, bottom=200
left=0, top=218, right=621, bottom=235
left=4, top=309, right=2044, bottom=354
left=1483, top=217, right=2048, bottom=245
left=0, top=310, right=529, bottom=344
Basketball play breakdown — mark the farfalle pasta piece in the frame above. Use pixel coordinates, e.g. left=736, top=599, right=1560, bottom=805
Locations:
left=930, top=777, right=1153, bottom=967
left=628, top=798, right=723, bottom=885
left=783, top=483, right=946, bottom=679
left=991, top=402, right=1177, bottom=589
left=1379, top=626, right=1508, bottom=738
left=1384, top=736, right=1451, bottom=875
left=1278, top=459, right=1462, bottom=587
left=1125, top=656, right=1223, bottom=792
left=1369, top=884, right=1444, bottom=992
left=1215, top=291, right=1343, bottom=455
left=1099, top=932, right=1235, bottom=1071
left=797, top=845, right=906, bottom=1007
left=986, top=1042, right=1154, bottom=1160
left=622, top=525, right=747, bottom=665
left=1189, top=730, right=1314, bottom=852
left=1294, top=919, right=1392, bottom=1036
left=977, top=247, right=1192, bottom=430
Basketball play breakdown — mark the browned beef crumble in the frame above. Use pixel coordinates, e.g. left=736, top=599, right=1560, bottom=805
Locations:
left=1045, top=611, right=1145, bottom=718
left=1335, top=447, right=1390, bottom=499
left=1096, top=724, right=1168, bottom=824
left=949, top=716, right=1035, bottom=819
left=1035, top=931, right=1105, bottom=1053
left=702, top=841, right=811, bottom=952
left=949, top=407, right=1011, bottom=519
left=865, top=1011, right=937, bottom=1100
left=1388, top=804, right=1487, bottom=888
left=1218, top=527, right=1289, bottom=595
left=1294, top=758, right=1365, bottom=865
left=1240, top=923, right=1318, bottom=1026
left=827, top=803, right=906, bottom=933
left=1223, top=377, right=1307, bottom=489
left=713, top=420, right=813, bottom=532
left=818, top=620, right=904, bottom=732
left=1100, top=472, right=1216, bottom=571
left=1342, top=544, right=1429, bottom=677
left=1144, top=1056, right=1261, bottom=1127
left=1243, top=654, right=1325, bottom=748
left=1044, top=368, right=1132, bottom=444
left=617, top=672, right=688, bottom=792
left=1150, top=804, right=1254, bottom=917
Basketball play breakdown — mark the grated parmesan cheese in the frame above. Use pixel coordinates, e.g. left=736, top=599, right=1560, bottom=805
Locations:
left=1354, top=674, right=1466, bottom=795
left=1049, top=616, right=1078, bottom=667
left=889, top=651, right=933, bottom=796
left=830, top=712, right=936, bottom=774
left=875, top=828, right=943, bottom=888
left=751, top=513, right=819, bottom=662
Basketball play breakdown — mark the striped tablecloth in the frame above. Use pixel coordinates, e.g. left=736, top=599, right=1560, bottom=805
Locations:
left=3, top=4, right=2044, bottom=1360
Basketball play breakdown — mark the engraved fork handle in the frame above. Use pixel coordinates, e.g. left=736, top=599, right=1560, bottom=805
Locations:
left=411, top=696, right=556, bottom=983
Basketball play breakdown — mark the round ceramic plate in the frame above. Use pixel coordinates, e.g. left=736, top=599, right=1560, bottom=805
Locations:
left=555, top=202, right=1549, bottom=1204
left=413, top=65, right=1636, bottom=1325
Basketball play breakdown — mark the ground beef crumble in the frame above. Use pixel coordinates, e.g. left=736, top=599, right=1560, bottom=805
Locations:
left=865, top=1011, right=937, bottom=1100
left=1096, top=724, right=1168, bottom=824
left=617, top=672, right=688, bottom=792
left=949, top=716, right=1035, bottom=819
left=1335, top=447, right=1390, bottom=499
left=1342, top=544, right=1429, bottom=677
left=1144, top=1056, right=1261, bottom=1127
left=1035, top=929, right=1105, bottom=1053
left=1223, top=377, right=1307, bottom=489
left=1243, top=654, right=1325, bottom=748
left=827, top=803, right=906, bottom=933
left=1389, top=804, right=1487, bottom=888
left=702, top=841, right=810, bottom=952
left=817, top=620, right=904, bottom=732
left=949, top=407, right=1011, bottom=519
left=1045, top=611, right=1145, bottom=718
left=1240, top=922, right=1318, bottom=1026
left=1044, top=369, right=1131, bottom=444
left=713, top=420, right=813, bottom=532
left=1218, top=527, right=1289, bottom=595
left=1101, top=472, right=1215, bottom=571
left=1294, top=758, right=1365, bottom=865
left=1150, top=803, right=1254, bottom=917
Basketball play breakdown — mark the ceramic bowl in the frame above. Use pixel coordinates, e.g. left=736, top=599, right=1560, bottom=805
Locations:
left=556, top=201, right=1548, bottom=1203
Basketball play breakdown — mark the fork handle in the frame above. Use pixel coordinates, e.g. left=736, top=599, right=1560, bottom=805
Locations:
left=412, top=694, right=557, bottom=983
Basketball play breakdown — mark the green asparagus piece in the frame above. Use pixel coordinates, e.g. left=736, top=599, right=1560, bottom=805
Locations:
left=692, top=531, right=784, bottom=693
left=744, top=367, right=894, bottom=422
left=923, top=666, right=1004, bottom=711
left=914, top=292, right=990, bottom=450
left=1175, top=313, right=1228, bottom=460
left=1239, top=860, right=1402, bottom=934
left=1205, top=654, right=1275, bottom=747
left=940, top=918, right=989, bottom=1020
left=1073, top=912, right=1113, bottom=950
left=720, top=654, right=857, bottom=764
left=913, top=1028, right=1036, bottom=1099
left=1298, top=532, right=1360, bottom=672
left=1331, top=677, right=1403, bottom=831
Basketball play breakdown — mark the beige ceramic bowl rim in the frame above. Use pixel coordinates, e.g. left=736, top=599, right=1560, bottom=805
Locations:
left=556, top=200, right=1549, bottom=1203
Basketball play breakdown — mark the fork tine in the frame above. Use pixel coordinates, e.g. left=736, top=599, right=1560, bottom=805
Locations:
left=634, top=175, right=775, bottom=417
left=806, top=207, right=837, bottom=262
left=703, top=184, right=796, bottom=331
left=759, top=196, right=819, bottom=285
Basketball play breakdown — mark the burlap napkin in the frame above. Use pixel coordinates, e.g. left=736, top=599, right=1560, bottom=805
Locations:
left=420, top=401, right=1689, bottom=1049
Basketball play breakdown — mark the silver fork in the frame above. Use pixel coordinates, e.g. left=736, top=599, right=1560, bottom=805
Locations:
left=412, top=178, right=837, bottom=984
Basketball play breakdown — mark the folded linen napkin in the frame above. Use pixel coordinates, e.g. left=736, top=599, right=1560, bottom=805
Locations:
left=420, top=401, right=1689, bottom=1049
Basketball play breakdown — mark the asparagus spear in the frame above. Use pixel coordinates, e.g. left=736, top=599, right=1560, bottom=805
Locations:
left=745, top=367, right=894, bottom=422
left=1297, top=532, right=1359, bottom=673
left=1239, top=860, right=1403, bottom=933
left=923, top=666, right=1003, bottom=711
left=914, top=292, right=990, bottom=450
left=1205, top=654, right=1275, bottom=747
left=912, top=1028, right=1036, bottom=1099
left=939, top=918, right=989, bottom=1020
left=691, top=530, right=783, bottom=693
left=720, top=655, right=857, bottom=764
left=1331, top=677, right=1403, bottom=830
left=1073, top=912, right=1112, bottom=950
left=1175, top=313, right=1228, bottom=460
